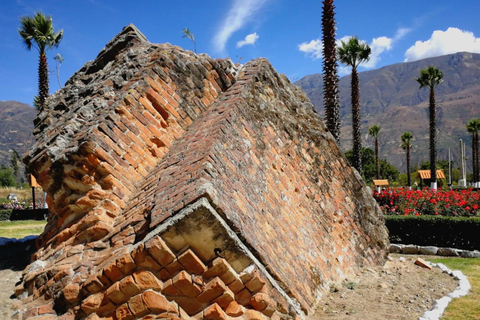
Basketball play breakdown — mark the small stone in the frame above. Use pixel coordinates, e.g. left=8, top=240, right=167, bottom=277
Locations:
left=402, top=245, right=419, bottom=254
left=460, top=250, right=480, bottom=258
left=389, top=244, right=403, bottom=253
left=437, top=248, right=459, bottom=257
left=419, top=246, right=438, bottom=255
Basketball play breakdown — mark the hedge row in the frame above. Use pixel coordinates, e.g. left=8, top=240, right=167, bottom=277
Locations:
left=385, top=215, right=480, bottom=251
left=0, top=209, right=11, bottom=221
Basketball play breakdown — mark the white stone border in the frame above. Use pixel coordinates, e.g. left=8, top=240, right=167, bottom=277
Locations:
left=390, top=243, right=480, bottom=258
left=418, top=262, right=471, bottom=320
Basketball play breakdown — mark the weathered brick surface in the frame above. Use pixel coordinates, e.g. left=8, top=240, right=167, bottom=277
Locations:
left=17, top=23, right=388, bottom=319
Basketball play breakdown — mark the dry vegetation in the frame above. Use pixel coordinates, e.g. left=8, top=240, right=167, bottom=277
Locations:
left=0, top=187, right=30, bottom=201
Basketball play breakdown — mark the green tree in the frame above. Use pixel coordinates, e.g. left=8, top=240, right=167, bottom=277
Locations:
left=415, top=65, right=443, bottom=190
left=401, top=132, right=413, bottom=187
left=345, top=147, right=398, bottom=183
left=181, top=27, right=196, bottom=53
left=322, top=0, right=341, bottom=142
left=466, top=118, right=480, bottom=186
left=19, top=11, right=63, bottom=110
left=338, top=37, right=371, bottom=174
left=368, top=125, right=381, bottom=179
left=10, top=150, right=20, bottom=177
left=0, top=167, right=16, bottom=187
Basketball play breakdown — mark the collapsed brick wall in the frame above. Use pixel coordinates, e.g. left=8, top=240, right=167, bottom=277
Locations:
left=18, top=24, right=389, bottom=319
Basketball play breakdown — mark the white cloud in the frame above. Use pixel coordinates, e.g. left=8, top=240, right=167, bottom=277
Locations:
left=236, top=33, right=259, bottom=48
left=298, top=26, right=409, bottom=70
left=405, top=27, right=480, bottom=61
left=394, top=27, right=412, bottom=41
left=362, top=36, right=393, bottom=68
left=213, top=0, right=269, bottom=54
left=298, top=39, right=323, bottom=59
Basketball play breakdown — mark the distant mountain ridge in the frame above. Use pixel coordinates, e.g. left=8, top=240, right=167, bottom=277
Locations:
left=0, top=101, right=36, bottom=166
left=296, top=52, right=480, bottom=172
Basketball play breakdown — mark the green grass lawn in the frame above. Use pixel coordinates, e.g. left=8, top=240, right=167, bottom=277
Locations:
left=429, top=257, right=480, bottom=320
left=0, top=220, right=46, bottom=239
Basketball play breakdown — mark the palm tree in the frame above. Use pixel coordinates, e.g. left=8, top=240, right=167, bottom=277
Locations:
left=368, top=125, right=381, bottom=179
left=181, top=27, right=196, bottom=53
left=401, top=132, right=413, bottom=188
left=466, top=118, right=480, bottom=187
left=415, top=65, right=443, bottom=190
left=322, top=0, right=341, bottom=142
left=338, top=37, right=371, bottom=174
left=19, top=11, right=63, bottom=110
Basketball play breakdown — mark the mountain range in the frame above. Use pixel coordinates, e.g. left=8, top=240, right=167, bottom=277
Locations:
left=0, top=52, right=478, bottom=175
left=0, top=101, right=36, bottom=167
left=296, top=52, right=480, bottom=172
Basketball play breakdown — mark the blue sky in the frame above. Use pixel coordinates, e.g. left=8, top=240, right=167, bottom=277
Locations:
left=1, top=0, right=480, bottom=106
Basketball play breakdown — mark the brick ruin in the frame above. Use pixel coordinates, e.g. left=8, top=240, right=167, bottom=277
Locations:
left=17, top=25, right=389, bottom=319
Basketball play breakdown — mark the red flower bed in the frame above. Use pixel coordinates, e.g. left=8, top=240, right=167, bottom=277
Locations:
left=373, top=188, right=480, bottom=216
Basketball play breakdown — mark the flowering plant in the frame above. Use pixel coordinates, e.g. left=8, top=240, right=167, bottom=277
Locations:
left=373, top=188, right=480, bottom=216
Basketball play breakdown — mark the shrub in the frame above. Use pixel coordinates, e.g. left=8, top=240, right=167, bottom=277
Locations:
left=0, top=209, right=11, bottom=221
left=385, top=215, right=480, bottom=250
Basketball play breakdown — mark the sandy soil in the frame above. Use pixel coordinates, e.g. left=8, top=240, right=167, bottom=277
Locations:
left=0, top=243, right=459, bottom=319
left=309, top=254, right=458, bottom=320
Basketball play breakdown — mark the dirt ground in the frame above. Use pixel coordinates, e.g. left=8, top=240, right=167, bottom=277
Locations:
left=0, top=243, right=459, bottom=319
left=309, top=254, right=458, bottom=320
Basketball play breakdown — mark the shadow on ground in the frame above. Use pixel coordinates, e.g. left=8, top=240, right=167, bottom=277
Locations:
left=0, top=239, right=36, bottom=271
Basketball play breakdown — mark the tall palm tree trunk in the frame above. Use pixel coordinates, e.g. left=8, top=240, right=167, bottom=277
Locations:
left=406, top=145, right=411, bottom=187
left=351, top=68, right=362, bottom=173
left=38, top=51, right=49, bottom=109
left=472, top=133, right=476, bottom=184
left=429, top=88, right=437, bottom=188
left=375, top=137, right=379, bottom=179
left=322, top=0, right=341, bottom=142
left=474, top=132, right=479, bottom=184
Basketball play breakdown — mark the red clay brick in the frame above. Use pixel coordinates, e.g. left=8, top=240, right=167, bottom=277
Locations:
left=235, top=288, right=252, bottom=306
left=106, top=281, right=129, bottom=304
left=63, top=283, right=80, bottom=303
left=243, top=309, right=267, bottom=320
left=116, top=253, right=137, bottom=275
left=214, top=288, right=235, bottom=309
left=115, top=303, right=135, bottom=320
left=245, top=275, right=266, bottom=293
left=142, top=290, right=177, bottom=313
left=119, top=276, right=142, bottom=298
left=177, top=249, right=207, bottom=275
left=172, top=270, right=202, bottom=298
left=165, top=259, right=184, bottom=277
left=156, top=268, right=171, bottom=282
left=38, top=302, right=54, bottom=315
left=144, top=236, right=176, bottom=267
left=225, top=301, right=244, bottom=317
left=132, top=269, right=163, bottom=291
left=197, top=277, right=228, bottom=304
left=161, top=279, right=181, bottom=296
left=203, top=303, right=228, bottom=320
left=81, top=292, right=105, bottom=315
left=171, top=296, right=205, bottom=316
left=128, top=294, right=149, bottom=317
